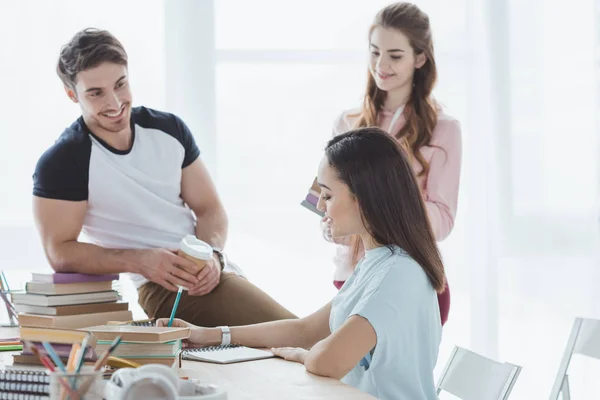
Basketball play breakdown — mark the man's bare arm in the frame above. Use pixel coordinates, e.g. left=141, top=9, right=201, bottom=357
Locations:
left=33, top=196, right=199, bottom=290
left=181, top=158, right=228, bottom=251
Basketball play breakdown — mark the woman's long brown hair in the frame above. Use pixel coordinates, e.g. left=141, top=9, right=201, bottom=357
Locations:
left=352, top=2, right=438, bottom=178
left=326, top=128, right=445, bottom=292
left=348, top=2, right=439, bottom=268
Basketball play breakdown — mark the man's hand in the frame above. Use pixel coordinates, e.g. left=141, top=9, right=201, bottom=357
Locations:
left=270, top=347, right=309, bottom=364
left=135, top=248, right=200, bottom=291
left=187, top=253, right=221, bottom=296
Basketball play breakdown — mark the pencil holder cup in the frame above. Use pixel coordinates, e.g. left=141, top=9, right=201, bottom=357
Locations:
left=49, top=370, right=103, bottom=400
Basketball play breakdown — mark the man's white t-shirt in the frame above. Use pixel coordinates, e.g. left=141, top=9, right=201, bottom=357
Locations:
left=33, top=106, right=204, bottom=288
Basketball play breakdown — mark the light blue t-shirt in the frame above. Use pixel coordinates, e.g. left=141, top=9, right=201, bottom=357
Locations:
left=330, top=245, right=441, bottom=400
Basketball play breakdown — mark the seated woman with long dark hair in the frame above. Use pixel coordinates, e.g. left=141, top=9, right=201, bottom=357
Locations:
left=159, top=127, right=445, bottom=400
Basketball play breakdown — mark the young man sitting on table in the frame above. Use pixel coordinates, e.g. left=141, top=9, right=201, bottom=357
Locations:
left=32, top=28, right=295, bottom=327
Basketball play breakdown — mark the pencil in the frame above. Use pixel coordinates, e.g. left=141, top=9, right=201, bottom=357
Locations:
left=168, top=287, right=183, bottom=327
left=1, top=271, right=10, bottom=292
left=42, top=342, right=67, bottom=373
left=62, top=344, right=80, bottom=400
left=76, top=336, right=122, bottom=396
left=66, top=344, right=79, bottom=372
left=94, top=336, right=122, bottom=371
left=75, top=334, right=90, bottom=374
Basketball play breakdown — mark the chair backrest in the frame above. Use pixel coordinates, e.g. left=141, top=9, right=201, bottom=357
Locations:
left=549, top=317, right=600, bottom=400
left=436, top=346, right=522, bottom=400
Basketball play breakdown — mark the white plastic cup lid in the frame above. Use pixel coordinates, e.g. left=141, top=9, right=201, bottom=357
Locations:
left=179, top=235, right=213, bottom=260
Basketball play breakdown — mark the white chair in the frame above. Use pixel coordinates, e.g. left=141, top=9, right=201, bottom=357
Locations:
left=436, top=346, right=522, bottom=400
left=549, top=317, right=600, bottom=400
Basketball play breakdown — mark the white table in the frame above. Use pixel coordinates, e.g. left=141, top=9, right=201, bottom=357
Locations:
left=0, top=327, right=374, bottom=399
left=180, top=356, right=375, bottom=400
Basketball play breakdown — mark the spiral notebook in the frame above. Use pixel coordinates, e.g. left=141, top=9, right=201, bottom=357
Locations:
left=0, top=393, right=48, bottom=400
left=182, top=344, right=275, bottom=364
left=0, top=369, right=50, bottom=399
left=107, top=318, right=156, bottom=327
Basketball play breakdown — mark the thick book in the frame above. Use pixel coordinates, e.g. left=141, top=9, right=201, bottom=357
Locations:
left=300, top=177, right=324, bottom=217
left=21, top=342, right=97, bottom=361
left=31, top=272, right=119, bottom=284
left=11, top=291, right=119, bottom=307
left=24, top=281, right=113, bottom=295
left=18, top=310, right=133, bottom=329
left=20, top=326, right=98, bottom=346
left=12, top=353, right=94, bottom=369
left=96, top=339, right=181, bottom=357
left=81, top=325, right=190, bottom=343
left=14, top=301, right=129, bottom=316
left=182, top=344, right=275, bottom=364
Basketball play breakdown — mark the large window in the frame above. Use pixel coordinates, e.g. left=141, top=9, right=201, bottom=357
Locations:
left=504, top=0, right=599, bottom=255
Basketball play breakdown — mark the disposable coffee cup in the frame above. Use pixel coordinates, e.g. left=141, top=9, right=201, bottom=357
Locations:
left=177, top=235, right=213, bottom=275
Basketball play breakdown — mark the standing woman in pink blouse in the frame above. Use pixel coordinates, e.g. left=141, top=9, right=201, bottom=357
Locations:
left=326, top=2, right=461, bottom=325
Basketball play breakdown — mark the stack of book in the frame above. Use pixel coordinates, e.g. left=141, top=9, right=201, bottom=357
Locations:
left=12, top=273, right=132, bottom=329
left=13, top=326, right=97, bottom=367
left=300, top=177, right=324, bottom=217
left=83, top=325, right=190, bottom=368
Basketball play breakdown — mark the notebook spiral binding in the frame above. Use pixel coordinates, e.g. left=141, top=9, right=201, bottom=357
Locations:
left=130, top=320, right=155, bottom=327
left=0, top=393, right=48, bottom=400
left=0, top=370, right=49, bottom=384
left=107, top=318, right=155, bottom=327
left=0, top=381, right=50, bottom=393
left=0, top=370, right=50, bottom=398
left=183, top=344, right=241, bottom=354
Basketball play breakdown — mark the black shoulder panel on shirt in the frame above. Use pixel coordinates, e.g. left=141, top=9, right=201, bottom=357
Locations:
left=132, top=106, right=201, bottom=168
left=32, top=118, right=92, bottom=201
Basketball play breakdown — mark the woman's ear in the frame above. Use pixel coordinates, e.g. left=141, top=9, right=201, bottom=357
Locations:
left=415, top=52, right=427, bottom=69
